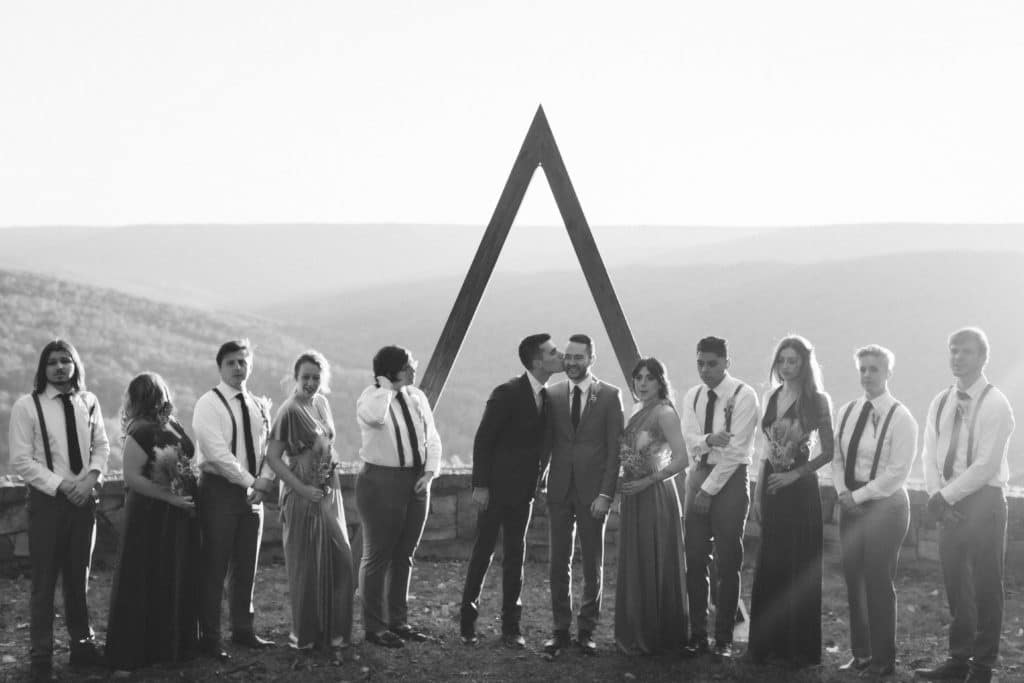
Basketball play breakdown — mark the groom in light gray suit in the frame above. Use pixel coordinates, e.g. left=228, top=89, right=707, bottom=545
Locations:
left=541, top=333, right=624, bottom=656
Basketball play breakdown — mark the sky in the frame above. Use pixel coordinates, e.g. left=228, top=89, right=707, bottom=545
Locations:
left=1, top=1, right=1023, bottom=228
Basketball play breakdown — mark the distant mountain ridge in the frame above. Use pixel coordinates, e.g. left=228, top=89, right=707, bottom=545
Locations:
left=2, top=244, right=1021, bottom=484
left=1, top=223, right=1020, bottom=311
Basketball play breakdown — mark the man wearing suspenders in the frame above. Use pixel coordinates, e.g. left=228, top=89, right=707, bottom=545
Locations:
left=680, top=337, right=760, bottom=661
left=831, top=345, right=918, bottom=678
left=8, top=340, right=110, bottom=682
left=191, top=339, right=277, bottom=660
left=916, top=328, right=1015, bottom=683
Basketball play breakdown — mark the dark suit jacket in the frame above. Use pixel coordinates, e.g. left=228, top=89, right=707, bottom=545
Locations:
left=543, top=377, right=624, bottom=504
left=471, top=373, right=548, bottom=505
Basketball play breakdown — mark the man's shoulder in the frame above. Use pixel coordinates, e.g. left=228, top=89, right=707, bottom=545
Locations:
left=593, top=377, right=621, bottom=395
left=982, top=385, right=1013, bottom=416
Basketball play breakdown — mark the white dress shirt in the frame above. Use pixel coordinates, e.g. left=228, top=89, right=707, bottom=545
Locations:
left=356, top=384, right=442, bottom=473
left=831, top=391, right=918, bottom=505
left=192, top=381, right=275, bottom=489
left=527, top=371, right=548, bottom=410
left=9, top=384, right=111, bottom=496
left=922, top=375, right=1015, bottom=504
left=680, top=373, right=760, bottom=496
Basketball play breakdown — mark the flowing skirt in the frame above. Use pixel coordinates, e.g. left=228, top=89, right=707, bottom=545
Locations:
left=614, top=478, right=688, bottom=654
left=106, top=490, right=201, bottom=670
left=748, top=468, right=823, bottom=665
left=281, top=470, right=355, bottom=648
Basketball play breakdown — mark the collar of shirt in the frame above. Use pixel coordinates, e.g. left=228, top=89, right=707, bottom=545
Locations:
left=43, top=384, right=71, bottom=400
left=705, top=372, right=737, bottom=398
left=526, top=371, right=547, bottom=397
left=959, top=374, right=989, bottom=400
left=570, top=375, right=594, bottom=396
left=860, top=391, right=894, bottom=415
left=217, top=381, right=245, bottom=399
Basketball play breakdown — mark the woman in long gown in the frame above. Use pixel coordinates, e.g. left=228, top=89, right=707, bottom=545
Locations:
left=265, top=350, right=355, bottom=655
left=748, top=335, right=835, bottom=667
left=106, top=373, right=201, bottom=672
left=614, top=357, right=689, bottom=655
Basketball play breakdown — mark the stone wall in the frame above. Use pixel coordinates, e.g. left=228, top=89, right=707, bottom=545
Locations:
left=2, top=473, right=1023, bottom=581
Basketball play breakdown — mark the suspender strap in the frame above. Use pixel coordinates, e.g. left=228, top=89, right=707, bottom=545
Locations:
left=934, top=386, right=953, bottom=437
left=31, top=393, right=54, bottom=472
left=692, top=387, right=701, bottom=414
left=211, top=388, right=238, bottom=455
left=869, top=402, right=901, bottom=480
left=837, top=401, right=857, bottom=461
left=966, top=384, right=995, bottom=466
left=724, top=383, right=744, bottom=432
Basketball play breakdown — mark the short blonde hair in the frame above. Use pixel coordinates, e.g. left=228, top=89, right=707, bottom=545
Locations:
left=854, top=344, right=895, bottom=371
left=949, top=327, right=990, bottom=360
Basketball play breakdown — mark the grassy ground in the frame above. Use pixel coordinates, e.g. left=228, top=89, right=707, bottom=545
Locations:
left=0, top=552, right=1022, bottom=682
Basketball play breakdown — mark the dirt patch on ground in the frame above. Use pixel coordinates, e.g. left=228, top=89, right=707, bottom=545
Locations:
left=1, top=553, right=1022, bottom=682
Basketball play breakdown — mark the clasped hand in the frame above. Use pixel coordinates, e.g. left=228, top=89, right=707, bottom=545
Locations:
left=838, top=491, right=860, bottom=515
left=620, top=476, right=654, bottom=497
left=765, top=470, right=801, bottom=494
left=706, top=430, right=732, bottom=448
left=59, top=478, right=96, bottom=507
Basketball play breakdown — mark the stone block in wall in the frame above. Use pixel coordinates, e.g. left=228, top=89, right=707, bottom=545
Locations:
left=0, top=485, right=28, bottom=505
left=0, top=536, right=13, bottom=561
left=262, top=503, right=282, bottom=547
left=455, top=488, right=475, bottom=539
left=0, top=500, right=28, bottom=535
left=527, top=515, right=548, bottom=545
left=917, top=539, right=940, bottom=562
left=421, top=523, right=457, bottom=542
left=13, top=532, right=29, bottom=557
left=820, top=486, right=838, bottom=524
left=430, top=494, right=457, bottom=518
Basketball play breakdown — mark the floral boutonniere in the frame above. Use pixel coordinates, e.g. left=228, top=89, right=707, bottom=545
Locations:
left=588, top=383, right=600, bottom=407
left=955, top=394, right=971, bottom=422
left=250, top=394, right=273, bottom=433
left=723, top=394, right=738, bottom=427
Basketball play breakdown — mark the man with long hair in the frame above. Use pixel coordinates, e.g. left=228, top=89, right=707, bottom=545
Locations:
left=8, top=339, right=110, bottom=682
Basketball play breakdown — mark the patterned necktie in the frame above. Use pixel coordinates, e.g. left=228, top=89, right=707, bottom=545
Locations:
left=236, top=393, right=257, bottom=475
left=844, top=402, right=873, bottom=490
left=395, top=391, right=423, bottom=469
left=942, top=390, right=972, bottom=480
left=59, top=393, right=84, bottom=475
left=700, top=389, right=719, bottom=466
left=571, top=386, right=582, bottom=430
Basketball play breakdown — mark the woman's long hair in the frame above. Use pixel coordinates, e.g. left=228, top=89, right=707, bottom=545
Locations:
left=120, top=372, right=173, bottom=440
left=766, top=334, right=825, bottom=431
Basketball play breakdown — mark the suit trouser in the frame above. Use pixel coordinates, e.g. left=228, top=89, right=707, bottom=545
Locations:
left=839, top=488, right=909, bottom=668
left=939, top=485, right=1007, bottom=671
left=355, top=463, right=429, bottom=633
left=199, top=473, right=264, bottom=642
left=684, top=464, right=748, bottom=643
left=460, top=499, right=532, bottom=631
left=28, top=488, right=97, bottom=664
left=548, top=487, right=607, bottom=633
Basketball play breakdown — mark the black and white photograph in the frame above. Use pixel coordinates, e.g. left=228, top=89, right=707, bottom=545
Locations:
left=1, top=2, right=1022, bottom=681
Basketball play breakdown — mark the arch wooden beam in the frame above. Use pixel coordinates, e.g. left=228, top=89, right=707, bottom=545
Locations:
left=419, top=105, right=640, bottom=408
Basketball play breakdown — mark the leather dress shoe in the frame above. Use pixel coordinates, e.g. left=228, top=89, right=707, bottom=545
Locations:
left=365, top=630, right=404, bottom=648
left=543, top=630, right=571, bottom=655
left=964, top=667, right=993, bottom=683
left=577, top=630, right=597, bottom=656
left=231, top=632, right=275, bottom=649
left=502, top=626, right=526, bottom=649
left=913, top=658, right=970, bottom=680
left=839, top=656, right=872, bottom=672
left=69, top=640, right=103, bottom=667
left=711, top=640, right=736, bottom=660
left=390, top=624, right=428, bottom=642
left=460, top=625, right=478, bottom=646
left=29, top=661, right=56, bottom=683
left=682, top=636, right=711, bottom=659
left=198, top=639, right=231, bottom=662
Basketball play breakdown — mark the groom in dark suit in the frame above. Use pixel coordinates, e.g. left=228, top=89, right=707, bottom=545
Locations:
left=459, top=334, right=564, bottom=648
left=542, top=334, right=624, bottom=656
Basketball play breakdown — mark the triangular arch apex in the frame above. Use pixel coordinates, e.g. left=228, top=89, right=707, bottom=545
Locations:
left=419, top=106, right=640, bottom=408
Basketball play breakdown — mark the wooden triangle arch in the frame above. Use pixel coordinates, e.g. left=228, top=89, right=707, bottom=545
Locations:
left=419, top=105, right=640, bottom=408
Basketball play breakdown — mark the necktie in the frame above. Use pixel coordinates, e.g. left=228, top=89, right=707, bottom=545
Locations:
left=538, top=387, right=548, bottom=414
left=942, top=390, right=972, bottom=480
left=571, top=386, right=582, bottom=430
left=395, top=391, right=423, bottom=469
left=844, top=401, right=873, bottom=490
left=700, top=389, right=718, bottom=466
left=59, top=394, right=84, bottom=475
left=236, top=394, right=257, bottom=475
